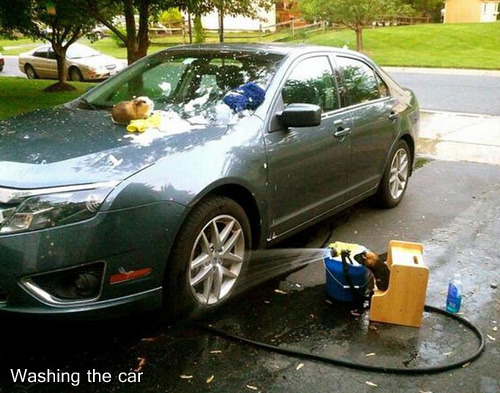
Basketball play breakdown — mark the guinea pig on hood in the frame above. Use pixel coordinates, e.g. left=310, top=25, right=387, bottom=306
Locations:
left=111, top=96, right=154, bottom=125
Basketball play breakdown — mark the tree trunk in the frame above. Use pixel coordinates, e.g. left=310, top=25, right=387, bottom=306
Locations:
left=355, top=28, right=363, bottom=52
left=44, top=45, right=75, bottom=92
left=136, top=1, right=150, bottom=58
left=188, top=13, right=193, bottom=44
left=56, top=52, right=68, bottom=83
left=218, top=2, right=224, bottom=43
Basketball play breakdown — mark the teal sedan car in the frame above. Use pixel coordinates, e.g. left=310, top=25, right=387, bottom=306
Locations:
left=0, top=44, right=419, bottom=318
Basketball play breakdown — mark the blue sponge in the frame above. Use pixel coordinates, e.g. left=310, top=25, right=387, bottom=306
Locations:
left=223, top=82, right=266, bottom=112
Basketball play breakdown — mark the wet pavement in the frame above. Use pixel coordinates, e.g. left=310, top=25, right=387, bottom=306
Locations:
left=0, top=158, right=499, bottom=393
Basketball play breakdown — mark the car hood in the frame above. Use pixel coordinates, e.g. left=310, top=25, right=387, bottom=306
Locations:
left=73, top=55, right=122, bottom=67
left=0, top=107, right=228, bottom=189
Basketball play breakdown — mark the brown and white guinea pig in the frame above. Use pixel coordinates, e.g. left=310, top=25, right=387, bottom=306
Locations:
left=111, top=96, right=154, bottom=125
left=355, top=251, right=391, bottom=291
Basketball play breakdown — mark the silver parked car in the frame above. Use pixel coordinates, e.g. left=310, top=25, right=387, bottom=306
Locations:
left=18, top=43, right=126, bottom=81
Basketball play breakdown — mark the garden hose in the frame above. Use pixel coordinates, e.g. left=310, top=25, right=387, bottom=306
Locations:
left=201, top=304, right=485, bottom=375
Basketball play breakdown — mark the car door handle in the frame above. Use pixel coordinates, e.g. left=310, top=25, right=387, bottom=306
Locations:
left=388, top=111, right=397, bottom=121
left=334, top=127, right=351, bottom=138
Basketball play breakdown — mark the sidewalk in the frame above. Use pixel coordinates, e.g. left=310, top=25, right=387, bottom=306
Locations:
left=418, top=110, right=500, bottom=165
left=384, top=66, right=500, bottom=77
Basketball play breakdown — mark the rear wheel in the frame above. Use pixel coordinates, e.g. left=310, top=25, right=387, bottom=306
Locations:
left=25, top=64, right=38, bottom=79
left=375, top=140, right=411, bottom=208
left=164, top=196, right=251, bottom=316
left=69, top=67, right=84, bottom=82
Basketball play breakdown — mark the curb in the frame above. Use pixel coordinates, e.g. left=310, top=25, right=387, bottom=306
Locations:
left=420, top=109, right=498, bottom=119
left=383, top=66, right=500, bottom=77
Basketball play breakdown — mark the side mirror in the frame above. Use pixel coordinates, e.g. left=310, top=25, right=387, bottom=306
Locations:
left=277, top=103, right=322, bottom=128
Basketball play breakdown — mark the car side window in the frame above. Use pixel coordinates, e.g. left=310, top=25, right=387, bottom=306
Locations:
left=282, top=56, right=338, bottom=112
left=337, top=57, right=381, bottom=105
left=33, top=49, right=47, bottom=58
left=47, top=50, right=57, bottom=60
left=376, top=74, right=390, bottom=97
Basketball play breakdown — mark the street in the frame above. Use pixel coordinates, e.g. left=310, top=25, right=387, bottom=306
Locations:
left=2, top=56, right=500, bottom=116
left=390, top=71, right=500, bottom=116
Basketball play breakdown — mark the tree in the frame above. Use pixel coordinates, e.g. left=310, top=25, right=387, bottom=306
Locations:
left=85, top=0, right=212, bottom=64
left=402, top=0, right=444, bottom=22
left=0, top=0, right=96, bottom=90
left=300, top=0, right=410, bottom=51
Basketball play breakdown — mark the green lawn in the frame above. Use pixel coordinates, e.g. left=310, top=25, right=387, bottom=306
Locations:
left=299, top=22, right=500, bottom=69
left=0, top=77, right=95, bottom=120
left=4, top=22, right=498, bottom=69
left=0, top=37, right=44, bottom=55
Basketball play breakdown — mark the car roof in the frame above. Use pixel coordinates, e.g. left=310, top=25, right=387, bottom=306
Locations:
left=167, top=43, right=364, bottom=60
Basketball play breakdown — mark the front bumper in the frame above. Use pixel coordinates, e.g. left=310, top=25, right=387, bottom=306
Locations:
left=0, top=200, right=186, bottom=318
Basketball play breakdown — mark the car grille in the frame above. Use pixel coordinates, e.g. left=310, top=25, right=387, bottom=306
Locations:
left=105, top=64, right=116, bottom=70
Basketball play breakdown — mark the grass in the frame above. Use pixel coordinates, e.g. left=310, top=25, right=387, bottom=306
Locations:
left=298, top=22, right=500, bottom=69
left=85, top=22, right=500, bottom=69
left=0, top=77, right=95, bottom=120
left=0, top=37, right=44, bottom=55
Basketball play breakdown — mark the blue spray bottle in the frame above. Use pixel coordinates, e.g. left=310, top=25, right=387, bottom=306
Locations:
left=446, top=273, right=463, bottom=313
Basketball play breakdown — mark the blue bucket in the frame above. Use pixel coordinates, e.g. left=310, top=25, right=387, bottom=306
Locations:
left=324, top=249, right=372, bottom=302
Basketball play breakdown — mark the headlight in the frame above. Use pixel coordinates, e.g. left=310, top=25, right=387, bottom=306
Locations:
left=0, top=188, right=111, bottom=235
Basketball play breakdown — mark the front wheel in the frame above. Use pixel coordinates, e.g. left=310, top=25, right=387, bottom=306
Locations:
left=164, top=196, right=251, bottom=316
left=69, top=67, right=84, bottom=82
left=375, top=140, right=411, bottom=208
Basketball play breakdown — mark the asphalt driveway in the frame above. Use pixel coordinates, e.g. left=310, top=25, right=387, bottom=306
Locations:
left=0, top=156, right=499, bottom=392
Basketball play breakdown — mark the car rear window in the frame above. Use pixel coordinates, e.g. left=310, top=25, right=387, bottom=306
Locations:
left=337, top=56, right=381, bottom=105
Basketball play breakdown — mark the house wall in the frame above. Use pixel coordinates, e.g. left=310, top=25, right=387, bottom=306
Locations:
left=444, top=0, right=482, bottom=22
left=201, top=5, right=276, bottom=31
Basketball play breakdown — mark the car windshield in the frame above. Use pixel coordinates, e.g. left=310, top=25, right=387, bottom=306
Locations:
left=67, top=45, right=101, bottom=59
left=81, top=49, right=285, bottom=124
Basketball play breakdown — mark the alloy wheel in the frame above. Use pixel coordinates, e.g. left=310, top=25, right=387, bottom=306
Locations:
left=389, top=148, right=409, bottom=200
left=189, top=215, right=245, bottom=305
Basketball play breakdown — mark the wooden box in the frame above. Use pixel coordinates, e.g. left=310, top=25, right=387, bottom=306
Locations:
left=369, top=240, right=428, bottom=328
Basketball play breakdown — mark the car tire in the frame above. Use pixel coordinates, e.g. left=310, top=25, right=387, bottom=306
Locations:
left=375, top=139, right=411, bottom=208
left=69, top=67, right=84, bottom=82
left=25, top=64, right=38, bottom=79
left=164, top=195, right=251, bottom=317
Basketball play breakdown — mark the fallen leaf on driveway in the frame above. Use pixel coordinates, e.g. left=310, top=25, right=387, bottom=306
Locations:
left=206, top=375, right=214, bottom=383
left=134, top=357, right=146, bottom=372
left=487, top=334, right=496, bottom=341
left=296, top=363, right=304, bottom=370
left=365, top=353, right=376, bottom=357
left=246, top=384, right=258, bottom=390
left=210, top=350, right=222, bottom=354
left=180, top=375, right=193, bottom=379
left=274, top=289, right=287, bottom=294
left=366, top=381, right=378, bottom=387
